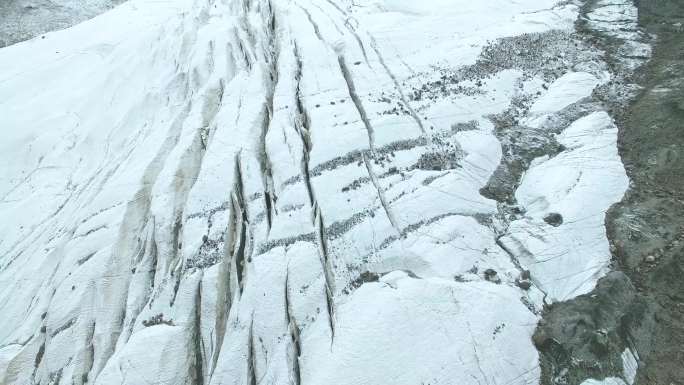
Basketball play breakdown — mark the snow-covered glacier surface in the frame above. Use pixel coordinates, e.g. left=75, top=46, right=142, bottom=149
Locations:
left=0, top=0, right=634, bottom=384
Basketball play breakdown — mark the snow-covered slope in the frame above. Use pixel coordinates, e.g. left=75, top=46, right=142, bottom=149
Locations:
left=0, top=0, right=638, bottom=384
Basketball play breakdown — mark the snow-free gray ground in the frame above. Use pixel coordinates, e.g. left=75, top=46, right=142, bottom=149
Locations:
left=0, top=0, right=124, bottom=47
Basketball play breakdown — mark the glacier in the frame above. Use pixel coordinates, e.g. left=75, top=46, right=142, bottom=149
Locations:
left=0, top=0, right=643, bottom=384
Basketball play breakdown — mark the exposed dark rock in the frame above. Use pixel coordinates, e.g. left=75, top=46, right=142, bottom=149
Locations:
left=603, top=0, right=684, bottom=382
left=543, top=213, right=563, bottom=227
left=142, top=313, right=174, bottom=327
left=516, top=279, right=532, bottom=290
left=484, top=269, right=501, bottom=284
left=534, top=272, right=648, bottom=384
left=349, top=271, right=380, bottom=291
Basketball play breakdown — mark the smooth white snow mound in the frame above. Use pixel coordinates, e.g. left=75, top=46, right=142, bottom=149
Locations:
left=302, top=277, right=539, bottom=385
left=503, top=111, right=629, bottom=302
left=582, top=378, right=628, bottom=385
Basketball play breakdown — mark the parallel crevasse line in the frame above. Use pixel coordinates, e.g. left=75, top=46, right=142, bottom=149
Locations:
left=338, top=54, right=401, bottom=235
left=296, top=4, right=323, bottom=41
left=206, top=233, right=234, bottom=380
left=319, top=0, right=370, bottom=65
left=315, top=204, right=336, bottom=341
left=229, top=155, right=249, bottom=295
left=259, top=0, right=279, bottom=233
left=293, top=42, right=336, bottom=341
left=284, top=268, right=302, bottom=385
left=247, top=318, right=258, bottom=385
left=193, top=276, right=205, bottom=385
left=293, top=44, right=315, bottom=208
left=337, top=55, right=376, bottom=151
left=362, top=153, right=401, bottom=236
left=369, top=36, right=426, bottom=135
left=91, top=93, right=195, bottom=379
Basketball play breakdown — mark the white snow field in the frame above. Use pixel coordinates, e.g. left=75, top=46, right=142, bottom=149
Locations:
left=0, top=0, right=637, bottom=384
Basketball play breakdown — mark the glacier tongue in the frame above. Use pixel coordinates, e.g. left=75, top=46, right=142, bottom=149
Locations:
left=0, top=0, right=633, bottom=384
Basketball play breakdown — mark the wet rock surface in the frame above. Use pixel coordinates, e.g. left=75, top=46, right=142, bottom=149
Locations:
left=534, top=272, right=650, bottom=384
